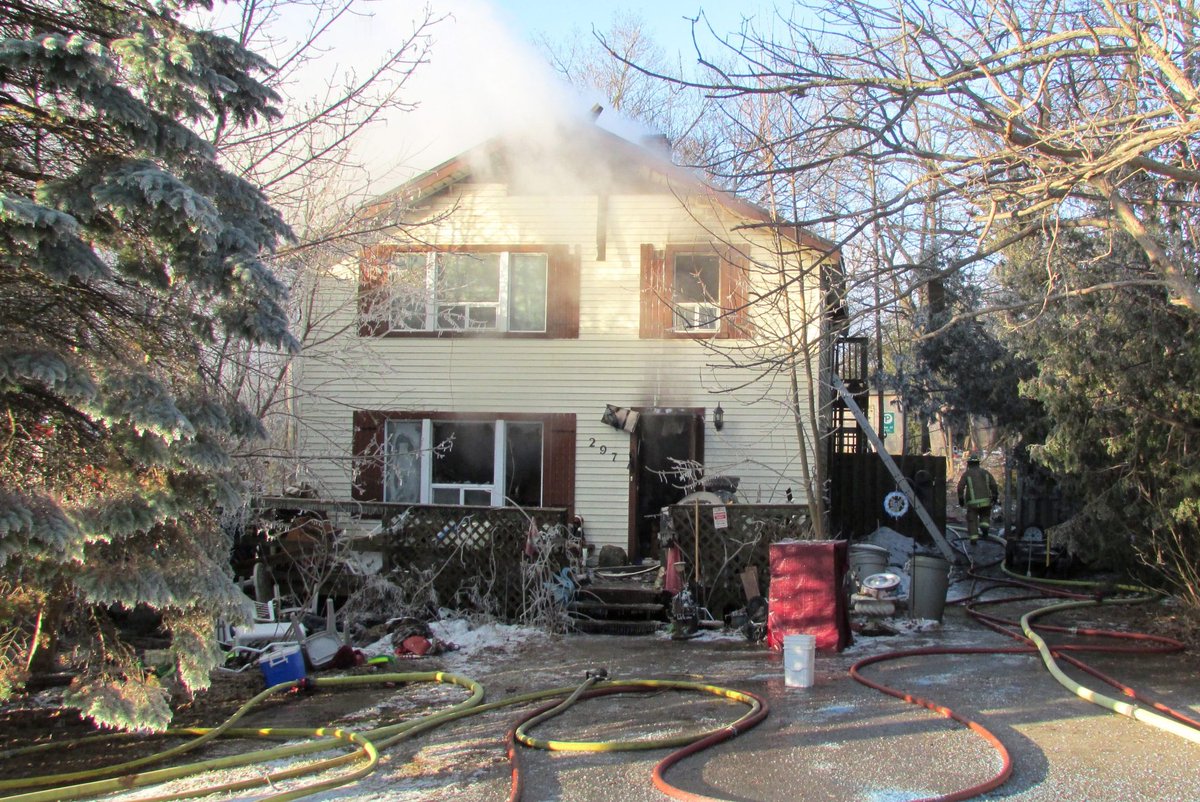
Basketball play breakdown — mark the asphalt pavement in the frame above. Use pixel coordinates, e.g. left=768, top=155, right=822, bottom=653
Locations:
left=223, top=582, right=1200, bottom=802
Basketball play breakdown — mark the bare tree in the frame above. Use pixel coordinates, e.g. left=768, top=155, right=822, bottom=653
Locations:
left=613, top=0, right=1200, bottom=321
left=539, top=11, right=723, bottom=168
left=195, top=1, right=446, bottom=495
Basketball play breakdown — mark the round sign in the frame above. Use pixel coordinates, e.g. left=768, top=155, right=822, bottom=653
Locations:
left=883, top=490, right=910, bottom=518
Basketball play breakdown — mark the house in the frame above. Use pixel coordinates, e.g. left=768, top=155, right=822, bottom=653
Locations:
left=288, top=122, right=841, bottom=561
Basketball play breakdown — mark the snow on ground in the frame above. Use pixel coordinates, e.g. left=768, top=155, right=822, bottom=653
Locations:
left=360, top=612, right=550, bottom=667
left=429, top=616, right=549, bottom=663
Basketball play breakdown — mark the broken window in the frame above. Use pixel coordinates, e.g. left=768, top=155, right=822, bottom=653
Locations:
left=639, top=244, right=751, bottom=339
left=431, top=420, right=496, bottom=505
left=375, top=417, right=546, bottom=507
left=671, top=252, right=721, bottom=331
left=354, top=411, right=575, bottom=510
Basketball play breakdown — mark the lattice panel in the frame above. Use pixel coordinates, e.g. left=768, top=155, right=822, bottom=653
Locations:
left=667, top=504, right=812, bottom=619
left=382, top=505, right=568, bottom=621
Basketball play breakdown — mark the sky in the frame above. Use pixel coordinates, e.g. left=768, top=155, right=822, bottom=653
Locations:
left=232, top=0, right=782, bottom=193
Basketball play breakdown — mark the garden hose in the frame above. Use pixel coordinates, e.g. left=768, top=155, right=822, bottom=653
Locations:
left=1019, top=597, right=1200, bottom=744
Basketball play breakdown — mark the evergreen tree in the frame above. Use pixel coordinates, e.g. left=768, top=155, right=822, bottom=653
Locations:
left=1001, top=229, right=1200, bottom=604
left=889, top=247, right=1039, bottom=450
left=0, top=0, right=293, bottom=729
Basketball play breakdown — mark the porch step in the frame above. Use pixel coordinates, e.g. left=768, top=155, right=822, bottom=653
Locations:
left=568, top=575, right=668, bottom=636
left=571, top=618, right=663, bottom=636
left=568, top=600, right=664, bottom=619
left=579, top=581, right=665, bottom=606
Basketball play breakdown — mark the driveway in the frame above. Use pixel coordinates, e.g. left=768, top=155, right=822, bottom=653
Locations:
left=186, top=591, right=1200, bottom=802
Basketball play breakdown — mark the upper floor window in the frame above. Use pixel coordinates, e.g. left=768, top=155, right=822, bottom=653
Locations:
left=381, top=251, right=547, bottom=332
left=360, top=245, right=577, bottom=339
left=640, top=244, right=751, bottom=339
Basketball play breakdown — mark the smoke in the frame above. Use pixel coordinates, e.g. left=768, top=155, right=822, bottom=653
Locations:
left=198, top=0, right=688, bottom=195
left=358, top=0, right=640, bottom=191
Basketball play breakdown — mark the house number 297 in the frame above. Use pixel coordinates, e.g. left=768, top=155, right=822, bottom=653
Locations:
left=588, top=437, right=620, bottom=461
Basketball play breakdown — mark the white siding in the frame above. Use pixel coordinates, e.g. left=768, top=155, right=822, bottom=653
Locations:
left=291, top=181, right=825, bottom=549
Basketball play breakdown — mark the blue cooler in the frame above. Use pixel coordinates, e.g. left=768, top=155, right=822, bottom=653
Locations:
left=259, top=644, right=305, bottom=686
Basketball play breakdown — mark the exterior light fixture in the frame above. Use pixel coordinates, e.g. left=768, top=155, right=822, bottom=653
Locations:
left=713, top=403, right=725, bottom=431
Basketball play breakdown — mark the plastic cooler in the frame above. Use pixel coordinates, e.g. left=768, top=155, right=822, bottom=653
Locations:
left=259, top=644, right=306, bottom=686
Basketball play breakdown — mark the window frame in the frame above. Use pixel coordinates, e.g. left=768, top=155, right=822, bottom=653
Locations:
left=369, top=413, right=557, bottom=509
left=670, top=251, right=722, bottom=333
left=640, top=244, right=751, bottom=340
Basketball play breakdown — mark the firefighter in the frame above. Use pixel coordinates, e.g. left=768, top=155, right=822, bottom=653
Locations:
left=957, top=453, right=998, bottom=543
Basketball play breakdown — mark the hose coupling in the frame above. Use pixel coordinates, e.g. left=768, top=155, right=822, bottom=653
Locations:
left=291, top=676, right=318, bottom=695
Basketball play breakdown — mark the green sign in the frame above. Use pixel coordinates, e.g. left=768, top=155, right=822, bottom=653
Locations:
left=882, top=412, right=895, bottom=434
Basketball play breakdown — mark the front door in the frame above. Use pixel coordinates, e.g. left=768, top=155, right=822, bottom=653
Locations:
left=629, top=409, right=704, bottom=561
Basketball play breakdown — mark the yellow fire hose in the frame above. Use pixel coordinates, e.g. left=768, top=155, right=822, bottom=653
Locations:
left=0, top=671, right=481, bottom=802
left=1019, top=596, right=1200, bottom=745
left=0, top=670, right=764, bottom=802
left=991, top=562, right=1200, bottom=745
left=514, top=676, right=764, bottom=753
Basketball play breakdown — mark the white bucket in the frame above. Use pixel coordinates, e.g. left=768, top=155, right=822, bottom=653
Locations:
left=783, top=633, right=816, bottom=688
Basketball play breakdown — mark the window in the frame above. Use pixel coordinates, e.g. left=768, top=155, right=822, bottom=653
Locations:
left=640, top=244, right=751, bottom=339
left=361, top=246, right=572, bottom=337
left=367, top=414, right=557, bottom=509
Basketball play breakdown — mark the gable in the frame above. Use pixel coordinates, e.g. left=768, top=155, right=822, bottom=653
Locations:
left=362, top=124, right=834, bottom=256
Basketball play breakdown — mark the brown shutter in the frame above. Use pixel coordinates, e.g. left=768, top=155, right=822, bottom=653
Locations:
left=640, top=244, right=668, bottom=338
left=542, top=413, right=576, bottom=516
left=721, top=247, right=753, bottom=339
left=351, top=411, right=385, bottom=501
left=358, top=246, right=390, bottom=336
left=546, top=246, right=580, bottom=338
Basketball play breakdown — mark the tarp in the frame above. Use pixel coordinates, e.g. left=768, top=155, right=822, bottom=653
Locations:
left=766, top=539, right=852, bottom=652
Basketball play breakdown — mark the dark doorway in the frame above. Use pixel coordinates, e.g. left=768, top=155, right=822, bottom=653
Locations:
left=629, top=409, right=704, bottom=561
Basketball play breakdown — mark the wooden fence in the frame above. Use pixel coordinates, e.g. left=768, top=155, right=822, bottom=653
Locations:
left=827, top=454, right=946, bottom=544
